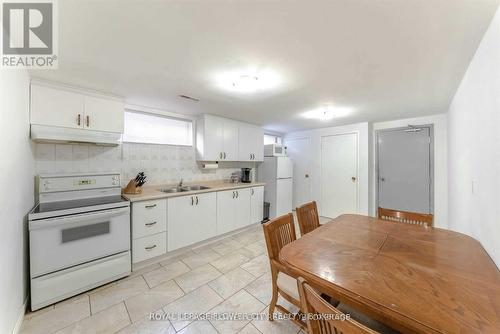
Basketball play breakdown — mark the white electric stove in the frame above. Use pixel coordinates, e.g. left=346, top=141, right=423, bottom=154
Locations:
left=28, top=173, right=131, bottom=311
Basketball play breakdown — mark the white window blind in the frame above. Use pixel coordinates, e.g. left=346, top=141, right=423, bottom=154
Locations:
left=123, top=111, right=193, bottom=146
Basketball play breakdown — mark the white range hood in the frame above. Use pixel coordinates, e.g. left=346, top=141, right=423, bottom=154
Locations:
left=31, top=124, right=122, bottom=146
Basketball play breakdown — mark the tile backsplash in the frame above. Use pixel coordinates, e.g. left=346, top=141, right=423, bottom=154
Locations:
left=35, top=142, right=255, bottom=185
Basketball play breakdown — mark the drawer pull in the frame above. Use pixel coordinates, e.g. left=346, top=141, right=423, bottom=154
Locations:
left=145, top=245, right=157, bottom=251
left=145, top=204, right=157, bottom=209
left=145, top=221, right=157, bottom=227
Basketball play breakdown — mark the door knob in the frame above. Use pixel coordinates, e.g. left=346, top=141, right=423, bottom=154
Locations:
left=351, top=176, right=357, bottom=182
left=380, top=177, right=385, bottom=182
left=305, top=174, right=309, bottom=178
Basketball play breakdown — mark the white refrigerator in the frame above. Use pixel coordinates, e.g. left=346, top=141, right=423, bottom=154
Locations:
left=258, top=156, right=293, bottom=219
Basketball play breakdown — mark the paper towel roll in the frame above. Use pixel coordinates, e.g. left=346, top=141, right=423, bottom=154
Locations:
left=202, top=163, right=219, bottom=169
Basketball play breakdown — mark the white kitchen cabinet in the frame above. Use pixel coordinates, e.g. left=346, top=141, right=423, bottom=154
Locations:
left=31, top=84, right=85, bottom=129
left=167, top=192, right=217, bottom=251
left=250, top=186, right=264, bottom=224
left=84, top=96, right=124, bottom=133
left=216, top=188, right=251, bottom=234
left=30, top=83, right=124, bottom=134
left=238, top=124, right=264, bottom=161
left=196, top=114, right=238, bottom=161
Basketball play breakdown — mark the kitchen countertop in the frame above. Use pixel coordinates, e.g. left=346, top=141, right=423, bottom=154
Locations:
left=122, top=180, right=266, bottom=202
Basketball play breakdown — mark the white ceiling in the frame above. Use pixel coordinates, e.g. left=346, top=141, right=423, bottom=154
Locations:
left=31, top=0, right=499, bottom=133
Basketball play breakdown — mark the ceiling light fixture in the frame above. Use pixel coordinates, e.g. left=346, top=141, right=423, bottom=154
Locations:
left=215, top=67, right=281, bottom=93
left=302, top=105, right=352, bottom=120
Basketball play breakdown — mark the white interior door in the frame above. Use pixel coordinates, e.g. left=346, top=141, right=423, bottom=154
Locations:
left=377, top=127, right=432, bottom=214
left=321, top=133, right=358, bottom=218
left=286, top=137, right=312, bottom=208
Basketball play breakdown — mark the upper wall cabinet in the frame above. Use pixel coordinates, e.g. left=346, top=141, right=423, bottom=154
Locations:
left=196, top=114, right=264, bottom=162
left=238, top=124, right=264, bottom=161
left=30, top=83, right=124, bottom=134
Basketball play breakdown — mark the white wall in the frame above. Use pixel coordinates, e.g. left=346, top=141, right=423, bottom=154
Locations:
left=285, top=122, right=369, bottom=216
left=0, top=71, right=34, bottom=333
left=448, top=7, right=500, bottom=268
left=371, top=114, right=448, bottom=228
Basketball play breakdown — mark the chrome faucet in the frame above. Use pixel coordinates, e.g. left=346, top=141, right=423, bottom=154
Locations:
left=178, top=178, right=183, bottom=188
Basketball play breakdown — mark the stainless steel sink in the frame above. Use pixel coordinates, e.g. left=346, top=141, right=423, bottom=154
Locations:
left=159, top=185, right=210, bottom=193
left=159, top=187, right=187, bottom=193
left=182, top=185, right=210, bottom=191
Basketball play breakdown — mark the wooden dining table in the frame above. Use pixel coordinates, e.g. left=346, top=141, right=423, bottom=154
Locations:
left=279, top=214, right=500, bottom=334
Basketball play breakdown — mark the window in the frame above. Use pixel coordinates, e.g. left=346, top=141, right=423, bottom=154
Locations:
left=264, top=134, right=282, bottom=145
left=123, top=111, right=193, bottom=146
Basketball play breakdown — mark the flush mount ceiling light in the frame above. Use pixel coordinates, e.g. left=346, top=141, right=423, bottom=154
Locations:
left=215, top=68, right=281, bottom=93
left=302, top=105, right=352, bottom=120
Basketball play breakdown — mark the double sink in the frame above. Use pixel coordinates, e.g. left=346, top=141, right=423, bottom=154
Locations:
left=159, top=185, right=211, bottom=193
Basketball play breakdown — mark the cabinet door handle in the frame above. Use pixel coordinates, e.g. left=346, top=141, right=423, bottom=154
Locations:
left=219, top=152, right=223, bottom=159
left=145, top=245, right=157, bottom=251
left=196, top=196, right=199, bottom=205
left=145, top=204, right=157, bottom=209
left=236, top=190, right=239, bottom=198
left=232, top=191, right=235, bottom=199
left=191, top=196, right=194, bottom=205
left=86, top=115, right=90, bottom=127
left=145, top=221, right=157, bottom=227
left=77, top=114, right=81, bottom=126
left=251, top=188, right=254, bottom=195
left=224, top=152, right=226, bottom=159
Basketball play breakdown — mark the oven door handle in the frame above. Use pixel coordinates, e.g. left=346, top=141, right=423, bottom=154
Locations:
left=29, top=207, right=130, bottom=230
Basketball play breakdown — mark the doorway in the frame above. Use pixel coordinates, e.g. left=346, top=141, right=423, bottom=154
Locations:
left=376, top=125, right=433, bottom=214
left=321, top=133, right=358, bottom=218
left=286, top=137, right=312, bottom=208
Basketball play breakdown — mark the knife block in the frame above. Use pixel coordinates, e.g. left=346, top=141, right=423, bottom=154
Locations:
left=123, top=179, right=143, bottom=194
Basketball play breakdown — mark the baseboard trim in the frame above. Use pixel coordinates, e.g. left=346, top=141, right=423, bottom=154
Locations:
left=11, top=296, right=28, bottom=334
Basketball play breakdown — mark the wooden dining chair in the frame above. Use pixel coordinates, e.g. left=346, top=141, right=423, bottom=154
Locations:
left=297, top=277, right=378, bottom=334
left=378, top=207, right=433, bottom=228
left=262, top=213, right=304, bottom=327
left=296, top=201, right=320, bottom=236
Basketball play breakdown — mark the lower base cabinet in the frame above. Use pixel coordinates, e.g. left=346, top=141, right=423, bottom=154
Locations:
left=131, top=186, right=265, bottom=262
left=167, top=192, right=217, bottom=251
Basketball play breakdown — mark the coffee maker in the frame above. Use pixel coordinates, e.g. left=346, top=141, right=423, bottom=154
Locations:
left=241, top=168, right=252, bottom=183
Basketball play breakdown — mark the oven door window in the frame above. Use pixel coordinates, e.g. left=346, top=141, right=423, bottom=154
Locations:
left=61, top=221, right=110, bottom=243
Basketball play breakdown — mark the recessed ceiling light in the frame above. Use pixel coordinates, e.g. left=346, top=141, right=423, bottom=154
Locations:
left=215, top=67, right=281, bottom=93
left=302, top=105, right=352, bottom=120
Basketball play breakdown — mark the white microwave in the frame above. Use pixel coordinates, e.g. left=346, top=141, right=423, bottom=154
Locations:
left=264, top=144, right=287, bottom=157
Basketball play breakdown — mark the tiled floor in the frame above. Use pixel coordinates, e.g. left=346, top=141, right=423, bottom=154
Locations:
left=20, top=214, right=332, bottom=334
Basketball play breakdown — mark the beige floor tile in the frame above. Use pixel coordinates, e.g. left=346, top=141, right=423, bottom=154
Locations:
left=177, top=320, right=219, bottom=334
left=129, top=262, right=162, bottom=279
left=125, top=280, right=185, bottom=322
left=241, top=241, right=266, bottom=258
left=251, top=306, right=301, bottom=334
left=209, top=290, right=266, bottom=333
left=160, top=250, right=195, bottom=266
left=211, top=253, right=250, bottom=273
left=244, top=273, right=272, bottom=305
left=90, top=276, right=149, bottom=314
left=174, top=264, right=222, bottom=293
left=23, top=305, right=55, bottom=321
left=240, top=254, right=270, bottom=277
left=116, top=316, right=175, bottom=334
left=209, top=267, right=256, bottom=299
left=20, top=296, right=90, bottom=334
left=54, top=302, right=130, bottom=334
left=182, top=249, right=221, bottom=269
left=211, top=239, right=241, bottom=255
left=238, top=323, right=263, bottom=334
left=163, top=285, right=223, bottom=331
left=54, top=293, right=89, bottom=309
left=143, top=261, right=191, bottom=288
